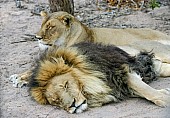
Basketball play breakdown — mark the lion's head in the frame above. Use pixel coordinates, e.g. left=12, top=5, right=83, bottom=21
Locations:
left=45, top=72, right=88, bottom=113
left=36, top=11, right=93, bottom=51
left=31, top=71, right=88, bottom=113
left=30, top=47, right=89, bottom=113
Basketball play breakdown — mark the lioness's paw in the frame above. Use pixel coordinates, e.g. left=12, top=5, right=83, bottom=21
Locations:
left=8, top=74, right=28, bottom=88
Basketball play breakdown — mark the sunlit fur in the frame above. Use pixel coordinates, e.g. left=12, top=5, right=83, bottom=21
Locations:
left=29, top=42, right=157, bottom=113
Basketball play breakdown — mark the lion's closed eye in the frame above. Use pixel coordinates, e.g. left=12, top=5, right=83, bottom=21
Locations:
left=59, top=81, right=69, bottom=90
left=64, top=81, right=69, bottom=89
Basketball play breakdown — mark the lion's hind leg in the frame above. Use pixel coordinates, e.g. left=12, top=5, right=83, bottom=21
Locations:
left=153, top=59, right=170, bottom=77
left=9, top=70, right=32, bottom=88
left=128, top=72, right=170, bottom=107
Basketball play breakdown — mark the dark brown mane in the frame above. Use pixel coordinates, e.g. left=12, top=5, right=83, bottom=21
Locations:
left=73, top=42, right=157, bottom=99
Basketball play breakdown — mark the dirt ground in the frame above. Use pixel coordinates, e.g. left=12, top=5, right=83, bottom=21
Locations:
left=0, top=0, right=170, bottom=118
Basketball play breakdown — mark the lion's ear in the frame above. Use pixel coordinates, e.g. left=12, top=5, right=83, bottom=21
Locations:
left=59, top=14, right=73, bottom=27
left=40, top=11, right=48, bottom=17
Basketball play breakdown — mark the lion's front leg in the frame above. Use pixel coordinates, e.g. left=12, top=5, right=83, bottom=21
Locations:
left=128, top=72, right=170, bottom=107
left=9, top=69, right=32, bottom=88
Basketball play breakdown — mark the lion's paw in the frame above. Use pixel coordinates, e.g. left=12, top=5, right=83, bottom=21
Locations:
left=154, top=100, right=167, bottom=107
left=154, top=88, right=170, bottom=107
left=158, top=88, right=170, bottom=95
left=8, top=74, right=28, bottom=88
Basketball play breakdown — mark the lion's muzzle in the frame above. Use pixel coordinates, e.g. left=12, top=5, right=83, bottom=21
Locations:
left=68, top=99, right=88, bottom=114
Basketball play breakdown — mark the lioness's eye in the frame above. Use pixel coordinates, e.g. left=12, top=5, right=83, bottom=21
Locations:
left=45, top=24, right=54, bottom=30
left=49, top=26, right=53, bottom=30
left=45, top=26, right=51, bottom=30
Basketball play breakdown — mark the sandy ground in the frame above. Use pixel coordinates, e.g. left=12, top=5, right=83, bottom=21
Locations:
left=0, top=0, right=170, bottom=118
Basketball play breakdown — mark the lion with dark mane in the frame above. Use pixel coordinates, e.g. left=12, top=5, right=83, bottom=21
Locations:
left=29, top=42, right=170, bottom=114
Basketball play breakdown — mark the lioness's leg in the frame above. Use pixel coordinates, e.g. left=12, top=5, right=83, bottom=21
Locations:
left=9, top=69, right=32, bottom=88
left=128, top=72, right=170, bottom=107
left=153, top=59, right=170, bottom=77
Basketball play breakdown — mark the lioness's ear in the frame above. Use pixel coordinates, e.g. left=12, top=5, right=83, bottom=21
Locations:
left=59, top=15, right=73, bottom=27
left=40, top=11, right=48, bottom=17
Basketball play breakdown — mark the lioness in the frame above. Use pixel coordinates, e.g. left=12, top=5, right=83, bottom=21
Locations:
left=29, top=42, right=170, bottom=113
left=35, top=11, right=170, bottom=62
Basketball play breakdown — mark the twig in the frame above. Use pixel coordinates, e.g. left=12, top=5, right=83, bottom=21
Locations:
left=10, top=34, right=37, bottom=44
left=10, top=40, right=28, bottom=44
left=21, top=34, right=38, bottom=41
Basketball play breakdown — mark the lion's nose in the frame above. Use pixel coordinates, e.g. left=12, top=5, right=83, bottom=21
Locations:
left=69, top=98, right=76, bottom=108
left=82, top=99, right=87, bottom=105
left=35, top=35, right=43, bottom=40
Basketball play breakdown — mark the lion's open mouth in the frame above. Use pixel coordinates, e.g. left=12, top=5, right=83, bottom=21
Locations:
left=68, top=99, right=88, bottom=114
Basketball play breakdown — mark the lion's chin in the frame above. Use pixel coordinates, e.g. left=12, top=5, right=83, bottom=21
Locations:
left=68, top=103, right=88, bottom=114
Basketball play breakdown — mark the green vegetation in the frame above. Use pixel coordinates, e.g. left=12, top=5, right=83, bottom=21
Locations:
left=149, top=0, right=160, bottom=10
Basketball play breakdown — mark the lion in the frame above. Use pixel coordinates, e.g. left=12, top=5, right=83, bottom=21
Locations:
left=9, top=12, right=170, bottom=88
left=28, top=42, right=170, bottom=114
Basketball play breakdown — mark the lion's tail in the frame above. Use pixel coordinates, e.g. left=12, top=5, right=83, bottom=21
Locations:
left=131, top=52, right=157, bottom=83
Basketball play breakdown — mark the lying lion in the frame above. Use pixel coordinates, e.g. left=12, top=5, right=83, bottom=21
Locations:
left=28, top=42, right=170, bottom=113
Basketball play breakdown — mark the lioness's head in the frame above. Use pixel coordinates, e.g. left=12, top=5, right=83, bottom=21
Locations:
left=36, top=11, right=74, bottom=50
